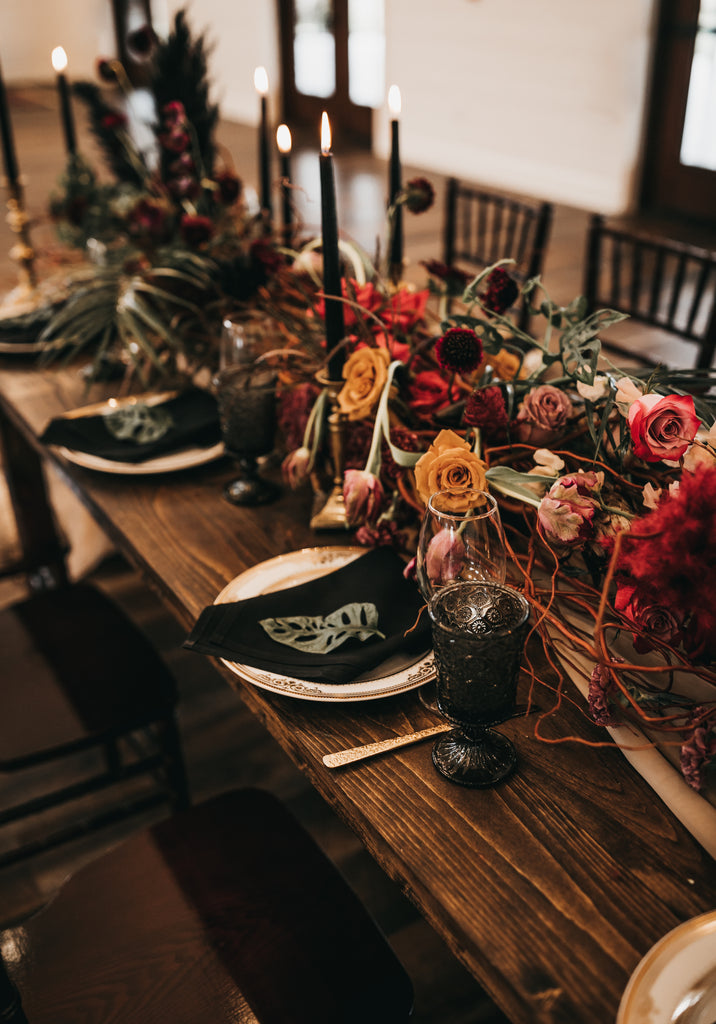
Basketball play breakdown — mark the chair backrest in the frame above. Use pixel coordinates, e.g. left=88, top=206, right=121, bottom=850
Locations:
left=584, top=213, right=716, bottom=369
left=442, top=177, right=553, bottom=330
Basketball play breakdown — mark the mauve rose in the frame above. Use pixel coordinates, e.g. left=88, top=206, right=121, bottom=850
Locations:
left=343, top=470, right=385, bottom=526
left=423, top=528, right=466, bottom=588
left=628, top=393, right=701, bottom=463
left=537, top=471, right=602, bottom=546
left=514, top=384, right=573, bottom=447
left=614, top=583, right=684, bottom=654
left=680, top=719, right=716, bottom=791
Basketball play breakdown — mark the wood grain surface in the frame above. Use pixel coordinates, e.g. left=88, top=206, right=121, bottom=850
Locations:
left=1, top=358, right=715, bottom=1024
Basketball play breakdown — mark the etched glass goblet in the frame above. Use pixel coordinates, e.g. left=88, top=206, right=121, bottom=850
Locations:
left=416, top=488, right=507, bottom=711
left=429, top=581, right=530, bottom=788
left=215, top=364, right=279, bottom=506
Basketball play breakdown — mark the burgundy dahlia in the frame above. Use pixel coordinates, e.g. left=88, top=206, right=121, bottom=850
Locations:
left=482, top=267, right=519, bottom=316
left=179, top=213, right=213, bottom=247
left=403, top=177, right=435, bottom=214
left=463, top=386, right=509, bottom=436
left=434, top=327, right=483, bottom=374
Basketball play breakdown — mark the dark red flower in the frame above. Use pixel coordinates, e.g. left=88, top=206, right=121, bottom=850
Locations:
left=408, top=370, right=450, bottom=419
left=463, top=386, right=509, bottom=438
left=162, top=101, right=186, bottom=126
left=482, top=267, right=519, bottom=316
left=588, top=663, right=622, bottom=727
left=680, top=712, right=716, bottom=790
left=126, top=198, right=173, bottom=245
left=101, top=111, right=128, bottom=131
left=434, top=327, right=483, bottom=374
left=277, top=382, right=321, bottom=452
left=215, top=170, right=242, bottom=205
left=179, top=213, right=213, bottom=247
left=167, top=175, right=200, bottom=200
left=169, top=153, right=195, bottom=175
left=421, top=259, right=472, bottom=293
left=403, top=177, right=435, bottom=214
left=159, top=127, right=190, bottom=154
left=250, top=238, right=283, bottom=276
left=379, top=428, right=422, bottom=490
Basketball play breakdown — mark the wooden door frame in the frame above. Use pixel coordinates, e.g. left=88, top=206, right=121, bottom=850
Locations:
left=640, top=0, right=716, bottom=224
left=277, top=0, right=372, bottom=148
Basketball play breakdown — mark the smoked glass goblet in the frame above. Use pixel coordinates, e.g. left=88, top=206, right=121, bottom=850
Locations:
left=428, top=581, right=530, bottom=788
left=215, top=364, right=279, bottom=506
left=416, top=488, right=507, bottom=711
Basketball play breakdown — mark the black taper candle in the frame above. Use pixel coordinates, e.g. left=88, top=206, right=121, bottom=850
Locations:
left=0, top=58, right=19, bottom=187
left=319, top=114, right=345, bottom=381
left=280, top=151, right=291, bottom=232
left=259, top=94, right=271, bottom=217
left=389, top=117, right=403, bottom=269
left=56, top=72, right=76, bottom=156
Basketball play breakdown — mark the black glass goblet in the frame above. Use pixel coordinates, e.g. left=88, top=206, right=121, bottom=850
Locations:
left=215, top=365, right=280, bottom=506
left=428, top=581, right=530, bottom=788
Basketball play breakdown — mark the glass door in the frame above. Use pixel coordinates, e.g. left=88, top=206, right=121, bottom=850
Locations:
left=278, top=0, right=384, bottom=147
left=642, top=0, right=716, bottom=225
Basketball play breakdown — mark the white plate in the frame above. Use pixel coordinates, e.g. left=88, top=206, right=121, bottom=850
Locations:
left=50, top=391, right=225, bottom=475
left=618, top=911, right=716, bottom=1024
left=214, top=546, right=435, bottom=702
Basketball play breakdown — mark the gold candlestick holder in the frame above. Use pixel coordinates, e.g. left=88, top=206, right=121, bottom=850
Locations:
left=2, top=178, right=37, bottom=304
left=310, top=371, right=349, bottom=530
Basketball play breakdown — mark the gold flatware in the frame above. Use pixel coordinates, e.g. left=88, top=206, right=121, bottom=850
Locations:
left=322, top=703, right=542, bottom=769
left=322, top=724, right=450, bottom=768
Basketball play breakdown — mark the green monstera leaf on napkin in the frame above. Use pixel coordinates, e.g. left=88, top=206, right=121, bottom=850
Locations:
left=259, top=603, right=385, bottom=654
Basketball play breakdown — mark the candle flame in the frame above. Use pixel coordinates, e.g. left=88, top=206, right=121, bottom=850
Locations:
left=388, top=85, right=401, bottom=117
left=51, top=47, right=68, bottom=73
left=253, top=66, right=268, bottom=95
left=276, top=124, right=292, bottom=154
left=320, top=112, right=331, bottom=155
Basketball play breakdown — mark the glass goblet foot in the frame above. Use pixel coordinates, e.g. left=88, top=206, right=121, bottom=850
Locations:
left=223, top=456, right=280, bottom=506
left=432, top=724, right=517, bottom=788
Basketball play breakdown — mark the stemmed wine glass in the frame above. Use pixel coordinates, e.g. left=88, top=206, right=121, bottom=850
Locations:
left=428, top=580, right=530, bottom=787
left=214, top=315, right=280, bottom=506
left=415, top=488, right=507, bottom=710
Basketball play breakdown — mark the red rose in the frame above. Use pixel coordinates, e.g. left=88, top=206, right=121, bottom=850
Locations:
left=628, top=393, right=701, bottom=463
left=408, top=370, right=450, bottom=418
left=614, top=582, right=684, bottom=653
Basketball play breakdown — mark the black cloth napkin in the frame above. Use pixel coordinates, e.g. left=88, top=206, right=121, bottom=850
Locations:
left=183, top=548, right=430, bottom=685
left=39, top=388, right=221, bottom=463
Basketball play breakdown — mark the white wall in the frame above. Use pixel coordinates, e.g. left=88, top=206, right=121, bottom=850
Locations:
left=0, top=0, right=658, bottom=214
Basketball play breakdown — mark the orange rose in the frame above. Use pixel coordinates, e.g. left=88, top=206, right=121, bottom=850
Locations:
left=414, top=429, right=488, bottom=507
left=337, top=347, right=391, bottom=421
left=474, top=347, right=521, bottom=382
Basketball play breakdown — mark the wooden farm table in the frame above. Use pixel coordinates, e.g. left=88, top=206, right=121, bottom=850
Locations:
left=1, top=356, right=714, bottom=1024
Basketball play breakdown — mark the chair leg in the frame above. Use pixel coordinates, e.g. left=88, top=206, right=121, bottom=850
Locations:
left=156, top=715, right=191, bottom=811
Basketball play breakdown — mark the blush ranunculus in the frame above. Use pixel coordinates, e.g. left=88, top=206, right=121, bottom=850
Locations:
left=343, top=469, right=385, bottom=526
left=337, top=347, right=391, bottom=421
left=627, top=393, right=701, bottom=463
left=514, top=384, right=573, bottom=447
left=413, top=429, right=487, bottom=506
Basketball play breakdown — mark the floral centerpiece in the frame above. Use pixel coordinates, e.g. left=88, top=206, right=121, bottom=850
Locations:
left=39, top=10, right=285, bottom=387
left=279, top=250, right=716, bottom=795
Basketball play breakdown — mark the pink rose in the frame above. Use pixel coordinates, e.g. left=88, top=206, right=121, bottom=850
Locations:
left=627, top=393, right=701, bottom=463
left=514, top=385, right=573, bottom=447
left=537, top=471, right=602, bottom=546
left=614, top=583, right=684, bottom=654
left=680, top=715, right=716, bottom=791
left=343, top=470, right=384, bottom=526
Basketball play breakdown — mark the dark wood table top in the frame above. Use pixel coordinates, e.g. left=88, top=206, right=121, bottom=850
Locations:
left=1, top=356, right=714, bottom=1024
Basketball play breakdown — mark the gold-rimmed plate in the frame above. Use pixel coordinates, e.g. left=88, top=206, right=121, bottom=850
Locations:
left=213, top=546, right=434, bottom=702
left=50, top=392, right=225, bottom=475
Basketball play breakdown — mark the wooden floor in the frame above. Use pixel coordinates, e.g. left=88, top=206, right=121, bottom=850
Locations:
left=0, top=84, right=713, bottom=1023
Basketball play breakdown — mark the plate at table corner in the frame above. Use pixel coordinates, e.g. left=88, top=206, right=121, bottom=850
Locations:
left=617, top=911, right=716, bottom=1024
left=51, top=391, right=225, bottom=476
left=213, top=546, right=435, bottom=703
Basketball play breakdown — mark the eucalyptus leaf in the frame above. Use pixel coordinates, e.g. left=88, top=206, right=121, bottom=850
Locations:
left=259, top=603, right=385, bottom=654
left=485, top=465, right=551, bottom=508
